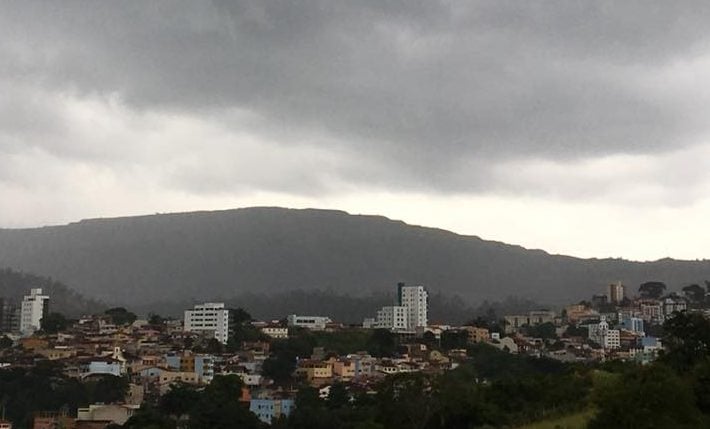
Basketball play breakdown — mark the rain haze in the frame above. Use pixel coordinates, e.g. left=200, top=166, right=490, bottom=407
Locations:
left=2, top=1, right=710, bottom=260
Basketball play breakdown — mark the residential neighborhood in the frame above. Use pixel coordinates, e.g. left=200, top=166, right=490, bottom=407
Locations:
left=1, top=280, right=708, bottom=428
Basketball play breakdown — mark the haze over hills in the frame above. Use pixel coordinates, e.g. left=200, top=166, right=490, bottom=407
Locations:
left=0, top=207, right=708, bottom=308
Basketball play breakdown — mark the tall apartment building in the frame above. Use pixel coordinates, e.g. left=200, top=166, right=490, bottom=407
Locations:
left=374, top=283, right=429, bottom=332
left=0, top=298, right=20, bottom=333
left=20, top=288, right=49, bottom=336
left=397, top=283, right=428, bottom=329
left=608, top=281, right=625, bottom=304
left=184, top=303, right=233, bottom=345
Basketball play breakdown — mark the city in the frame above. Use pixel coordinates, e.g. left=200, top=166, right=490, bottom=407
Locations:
left=1, top=279, right=707, bottom=428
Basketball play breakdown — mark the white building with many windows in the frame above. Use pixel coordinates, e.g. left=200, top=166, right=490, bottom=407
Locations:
left=184, top=303, right=232, bottom=344
left=20, top=288, right=49, bottom=336
left=286, top=315, right=332, bottom=330
left=589, top=316, right=620, bottom=349
left=375, top=306, right=408, bottom=331
left=398, top=283, right=428, bottom=329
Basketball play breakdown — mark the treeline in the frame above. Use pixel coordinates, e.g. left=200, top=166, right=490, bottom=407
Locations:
left=0, top=362, right=128, bottom=429
left=0, top=268, right=104, bottom=317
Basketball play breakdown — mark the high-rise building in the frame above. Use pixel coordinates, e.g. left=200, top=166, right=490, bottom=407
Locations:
left=0, top=298, right=20, bottom=333
left=19, top=288, right=49, bottom=336
left=608, top=281, right=625, bottom=304
left=397, top=283, right=428, bottom=329
left=184, top=303, right=233, bottom=345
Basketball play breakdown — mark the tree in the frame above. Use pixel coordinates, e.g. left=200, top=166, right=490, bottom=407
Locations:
left=588, top=364, right=704, bottom=429
left=0, top=335, right=13, bottom=349
left=158, top=382, right=200, bottom=418
left=326, top=382, right=350, bottom=409
left=639, top=281, right=667, bottom=300
left=231, top=308, right=253, bottom=325
left=104, top=307, right=137, bottom=326
left=204, top=338, right=225, bottom=354
left=122, top=404, right=176, bottom=429
left=522, top=322, right=557, bottom=340
left=148, top=313, right=164, bottom=326
left=682, top=284, right=706, bottom=304
left=367, top=329, right=396, bottom=357
left=40, top=312, right=69, bottom=334
left=85, top=375, right=129, bottom=404
left=440, top=330, right=469, bottom=351
left=662, top=311, right=710, bottom=372
left=377, top=373, right=436, bottom=429
left=262, top=355, right=296, bottom=385
left=188, top=375, right=263, bottom=429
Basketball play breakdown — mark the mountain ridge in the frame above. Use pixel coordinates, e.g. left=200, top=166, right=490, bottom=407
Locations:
left=0, top=206, right=708, bottom=306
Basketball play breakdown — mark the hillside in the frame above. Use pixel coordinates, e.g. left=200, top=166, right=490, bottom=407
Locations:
left=0, top=207, right=708, bottom=307
left=0, top=268, right=104, bottom=317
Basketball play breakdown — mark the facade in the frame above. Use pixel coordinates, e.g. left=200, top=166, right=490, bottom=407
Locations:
left=250, top=399, right=295, bottom=424
left=640, top=302, right=663, bottom=324
left=261, top=326, right=289, bottom=339
left=621, top=316, right=645, bottom=335
left=663, top=297, right=687, bottom=319
left=398, top=283, right=428, bottom=329
left=589, top=317, right=620, bottom=349
left=19, top=288, right=49, bottom=336
left=504, top=310, right=555, bottom=333
left=79, top=359, right=124, bottom=378
left=286, top=314, right=332, bottom=330
left=0, top=298, right=19, bottom=333
left=165, top=353, right=214, bottom=383
left=77, top=404, right=139, bottom=426
left=375, top=306, right=408, bottom=331
left=184, top=302, right=232, bottom=344
left=462, top=326, right=490, bottom=343
left=608, top=281, right=625, bottom=304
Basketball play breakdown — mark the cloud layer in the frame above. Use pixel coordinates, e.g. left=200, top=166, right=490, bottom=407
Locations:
left=1, top=1, right=710, bottom=260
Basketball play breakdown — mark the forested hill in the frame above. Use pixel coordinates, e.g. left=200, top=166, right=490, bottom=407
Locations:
left=0, top=268, right=104, bottom=317
left=0, top=207, right=708, bottom=306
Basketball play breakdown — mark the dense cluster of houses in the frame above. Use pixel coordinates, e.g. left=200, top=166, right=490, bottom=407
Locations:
left=0, top=281, right=707, bottom=427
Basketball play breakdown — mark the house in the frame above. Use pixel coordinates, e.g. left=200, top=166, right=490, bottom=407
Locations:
left=249, top=398, right=295, bottom=424
left=462, top=326, right=490, bottom=343
left=77, top=404, right=140, bottom=426
left=260, top=325, right=289, bottom=339
left=287, top=315, right=332, bottom=331
left=294, top=360, right=333, bottom=385
left=504, top=310, right=555, bottom=333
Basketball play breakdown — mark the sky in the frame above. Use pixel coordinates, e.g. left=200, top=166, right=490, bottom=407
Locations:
left=1, top=1, right=710, bottom=261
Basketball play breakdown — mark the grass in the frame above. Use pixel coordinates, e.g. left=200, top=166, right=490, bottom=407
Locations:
left=514, top=409, right=594, bottom=429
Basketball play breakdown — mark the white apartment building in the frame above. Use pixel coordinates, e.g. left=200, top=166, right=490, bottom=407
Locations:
left=375, top=306, right=408, bottom=331
left=286, top=315, right=332, bottom=330
left=398, top=283, right=428, bottom=329
left=663, top=297, right=687, bottom=319
left=184, top=303, right=232, bottom=344
left=20, top=288, right=49, bottom=336
left=589, top=317, right=620, bottom=350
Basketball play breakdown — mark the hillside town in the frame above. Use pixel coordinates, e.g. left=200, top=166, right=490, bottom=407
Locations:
left=0, top=279, right=707, bottom=428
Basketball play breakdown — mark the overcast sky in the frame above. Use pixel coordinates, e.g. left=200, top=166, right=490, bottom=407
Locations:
left=2, top=1, right=710, bottom=261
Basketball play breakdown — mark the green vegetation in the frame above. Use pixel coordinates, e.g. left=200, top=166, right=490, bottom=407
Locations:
left=514, top=410, right=593, bottom=429
left=0, top=362, right=128, bottom=429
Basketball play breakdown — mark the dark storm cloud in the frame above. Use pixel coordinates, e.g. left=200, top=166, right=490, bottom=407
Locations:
left=1, top=0, right=710, bottom=194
